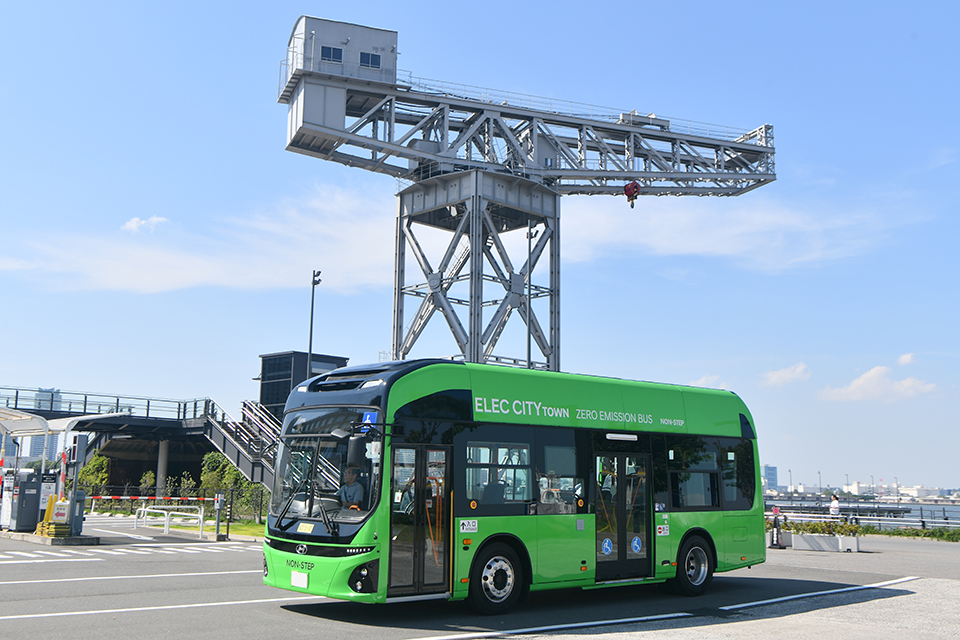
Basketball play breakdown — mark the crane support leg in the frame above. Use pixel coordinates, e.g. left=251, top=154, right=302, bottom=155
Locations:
left=392, top=170, right=560, bottom=370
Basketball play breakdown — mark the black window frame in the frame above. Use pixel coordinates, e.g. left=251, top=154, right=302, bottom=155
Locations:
left=320, top=46, right=343, bottom=63
left=359, top=51, right=381, bottom=69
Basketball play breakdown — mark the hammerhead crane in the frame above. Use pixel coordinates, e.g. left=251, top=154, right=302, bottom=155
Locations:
left=278, top=17, right=775, bottom=370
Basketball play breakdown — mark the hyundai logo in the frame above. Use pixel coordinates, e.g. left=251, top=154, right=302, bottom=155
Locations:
left=296, top=544, right=308, bottom=555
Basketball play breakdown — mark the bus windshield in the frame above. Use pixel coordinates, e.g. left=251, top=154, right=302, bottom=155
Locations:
left=270, top=407, right=380, bottom=527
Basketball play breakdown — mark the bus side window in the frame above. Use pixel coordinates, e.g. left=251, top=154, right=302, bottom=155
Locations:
left=719, top=437, right=756, bottom=510
left=465, top=440, right=532, bottom=505
left=539, top=445, right=581, bottom=514
left=666, top=435, right=720, bottom=511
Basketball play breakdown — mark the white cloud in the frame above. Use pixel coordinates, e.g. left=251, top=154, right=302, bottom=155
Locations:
left=19, top=186, right=396, bottom=294
left=122, top=216, right=169, bottom=233
left=930, top=147, right=957, bottom=169
left=690, top=374, right=726, bottom=389
left=897, top=353, right=916, bottom=366
left=819, top=366, right=935, bottom=402
left=560, top=195, right=893, bottom=271
left=0, top=256, right=33, bottom=271
left=762, top=362, right=811, bottom=386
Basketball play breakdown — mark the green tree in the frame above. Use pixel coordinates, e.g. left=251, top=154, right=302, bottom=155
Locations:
left=78, top=450, right=109, bottom=493
left=179, top=471, right=197, bottom=497
left=200, top=452, right=268, bottom=524
left=139, top=470, right=155, bottom=495
left=25, top=459, right=57, bottom=472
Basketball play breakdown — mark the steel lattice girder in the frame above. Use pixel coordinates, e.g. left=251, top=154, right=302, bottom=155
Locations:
left=393, top=171, right=560, bottom=369
left=281, top=71, right=775, bottom=196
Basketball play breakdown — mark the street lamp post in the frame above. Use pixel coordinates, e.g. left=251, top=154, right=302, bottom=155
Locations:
left=818, top=470, right=822, bottom=506
left=307, top=269, right=322, bottom=383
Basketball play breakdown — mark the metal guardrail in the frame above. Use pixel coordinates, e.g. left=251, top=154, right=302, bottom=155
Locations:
left=766, top=510, right=960, bottom=531
left=134, top=504, right=205, bottom=538
left=0, top=385, right=208, bottom=421
left=276, top=41, right=756, bottom=145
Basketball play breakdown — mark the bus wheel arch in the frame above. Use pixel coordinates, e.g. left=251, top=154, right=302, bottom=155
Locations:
left=669, top=530, right=716, bottom=596
left=468, top=535, right=531, bottom=614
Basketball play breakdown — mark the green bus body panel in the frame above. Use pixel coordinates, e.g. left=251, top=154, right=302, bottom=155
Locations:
left=384, top=364, right=473, bottom=420
left=262, top=541, right=384, bottom=603
left=267, top=360, right=764, bottom=604
left=387, top=362, right=751, bottom=438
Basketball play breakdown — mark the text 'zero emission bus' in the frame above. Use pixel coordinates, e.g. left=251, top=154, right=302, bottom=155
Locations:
left=262, top=359, right=765, bottom=613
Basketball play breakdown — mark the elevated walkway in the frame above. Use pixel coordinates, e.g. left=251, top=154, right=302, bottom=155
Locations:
left=1, top=386, right=280, bottom=488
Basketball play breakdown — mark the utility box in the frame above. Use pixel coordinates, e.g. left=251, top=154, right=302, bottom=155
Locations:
left=9, top=471, right=41, bottom=532
left=69, top=491, right=86, bottom=537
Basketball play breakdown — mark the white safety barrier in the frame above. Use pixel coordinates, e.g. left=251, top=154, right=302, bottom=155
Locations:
left=134, top=504, right=205, bottom=538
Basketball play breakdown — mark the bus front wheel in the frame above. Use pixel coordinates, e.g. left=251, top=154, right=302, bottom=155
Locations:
left=469, top=543, right=524, bottom=614
left=670, top=535, right=714, bottom=596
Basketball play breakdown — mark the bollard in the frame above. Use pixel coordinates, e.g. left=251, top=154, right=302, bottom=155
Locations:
left=769, top=516, right=785, bottom=549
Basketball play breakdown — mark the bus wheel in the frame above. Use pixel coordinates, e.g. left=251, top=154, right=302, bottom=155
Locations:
left=469, top=543, right=524, bottom=614
left=670, top=535, right=713, bottom=596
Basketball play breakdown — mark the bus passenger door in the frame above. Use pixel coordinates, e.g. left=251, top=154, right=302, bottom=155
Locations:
left=388, top=445, right=451, bottom=597
left=594, top=453, right=651, bottom=581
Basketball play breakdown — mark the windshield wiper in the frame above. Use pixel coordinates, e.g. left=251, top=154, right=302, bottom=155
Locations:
left=276, top=475, right=309, bottom=532
left=312, top=489, right=339, bottom=542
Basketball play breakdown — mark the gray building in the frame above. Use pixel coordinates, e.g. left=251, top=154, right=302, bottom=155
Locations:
left=762, top=464, right=778, bottom=491
left=258, top=351, right=349, bottom=422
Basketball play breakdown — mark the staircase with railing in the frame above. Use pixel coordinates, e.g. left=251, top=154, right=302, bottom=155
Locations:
left=1, top=385, right=281, bottom=488
left=190, top=399, right=281, bottom=487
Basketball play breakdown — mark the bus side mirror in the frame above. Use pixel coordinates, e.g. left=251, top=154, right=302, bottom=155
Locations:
left=346, top=434, right=367, bottom=469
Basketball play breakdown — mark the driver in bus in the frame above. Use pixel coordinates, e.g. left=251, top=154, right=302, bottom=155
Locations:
left=337, top=467, right=364, bottom=509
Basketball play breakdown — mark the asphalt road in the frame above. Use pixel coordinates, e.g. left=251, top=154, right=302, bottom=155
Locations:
left=2, top=515, right=958, bottom=640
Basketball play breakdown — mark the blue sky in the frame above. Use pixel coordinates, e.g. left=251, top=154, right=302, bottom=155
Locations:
left=2, top=2, right=957, bottom=489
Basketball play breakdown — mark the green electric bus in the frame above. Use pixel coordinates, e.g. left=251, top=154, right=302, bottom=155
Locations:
left=262, top=359, right=764, bottom=614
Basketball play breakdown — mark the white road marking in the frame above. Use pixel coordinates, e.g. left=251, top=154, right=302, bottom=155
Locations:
left=91, top=528, right=154, bottom=541
left=719, top=576, right=921, bottom=610
left=0, top=595, right=319, bottom=620
left=404, top=576, right=923, bottom=640
left=0, top=558, right=103, bottom=566
left=0, top=569, right=261, bottom=586
left=407, top=613, right=694, bottom=640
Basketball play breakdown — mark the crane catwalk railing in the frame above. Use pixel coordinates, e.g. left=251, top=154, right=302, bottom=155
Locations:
left=278, top=51, right=753, bottom=144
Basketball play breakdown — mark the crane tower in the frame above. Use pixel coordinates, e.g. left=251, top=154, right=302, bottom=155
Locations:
left=277, top=17, right=776, bottom=371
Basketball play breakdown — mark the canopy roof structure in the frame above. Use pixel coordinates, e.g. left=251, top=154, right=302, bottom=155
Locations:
left=0, top=408, right=131, bottom=439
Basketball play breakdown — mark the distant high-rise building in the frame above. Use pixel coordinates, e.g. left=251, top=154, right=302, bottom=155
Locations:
left=761, top=464, right=778, bottom=490
left=34, top=388, right=62, bottom=412
left=27, top=432, right=60, bottom=460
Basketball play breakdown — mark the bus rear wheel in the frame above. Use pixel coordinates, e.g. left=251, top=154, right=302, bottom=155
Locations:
left=469, top=543, right=524, bottom=615
left=670, top=535, right=714, bottom=596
